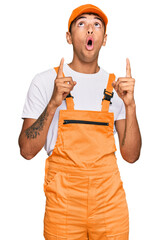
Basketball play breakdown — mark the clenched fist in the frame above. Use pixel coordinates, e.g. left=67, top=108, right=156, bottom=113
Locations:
left=51, top=58, right=77, bottom=108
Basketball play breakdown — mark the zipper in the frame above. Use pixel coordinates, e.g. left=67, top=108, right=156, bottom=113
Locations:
left=63, top=119, right=109, bottom=126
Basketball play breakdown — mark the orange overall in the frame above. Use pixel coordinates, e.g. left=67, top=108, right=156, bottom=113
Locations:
left=43, top=67, right=129, bottom=240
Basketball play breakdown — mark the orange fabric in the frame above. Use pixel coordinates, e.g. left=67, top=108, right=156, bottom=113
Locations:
left=54, top=66, right=65, bottom=78
left=101, top=73, right=115, bottom=112
left=68, top=4, right=108, bottom=33
left=43, top=68, right=129, bottom=239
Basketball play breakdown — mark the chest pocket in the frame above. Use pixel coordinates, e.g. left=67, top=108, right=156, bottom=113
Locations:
left=61, top=117, right=116, bottom=160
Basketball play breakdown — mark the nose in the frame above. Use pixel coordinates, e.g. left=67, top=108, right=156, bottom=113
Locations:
left=88, top=30, right=93, bottom=34
left=87, top=24, right=93, bottom=34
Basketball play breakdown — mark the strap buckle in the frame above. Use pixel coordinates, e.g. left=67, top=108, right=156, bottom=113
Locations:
left=102, top=89, right=114, bottom=104
left=65, top=93, right=74, bottom=99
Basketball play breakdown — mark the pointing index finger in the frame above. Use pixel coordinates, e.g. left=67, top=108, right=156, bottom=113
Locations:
left=57, top=58, right=64, bottom=78
left=126, top=58, right=132, bottom=78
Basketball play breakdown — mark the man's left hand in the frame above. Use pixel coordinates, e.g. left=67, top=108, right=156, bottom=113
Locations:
left=112, top=58, right=135, bottom=107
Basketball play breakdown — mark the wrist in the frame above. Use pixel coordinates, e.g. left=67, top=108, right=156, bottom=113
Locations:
left=47, top=100, right=58, bottom=115
left=125, top=101, right=136, bottom=116
left=125, top=100, right=136, bottom=109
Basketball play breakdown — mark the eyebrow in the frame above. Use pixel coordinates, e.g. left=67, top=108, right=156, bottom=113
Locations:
left=75, top=16, right=103, bottom=23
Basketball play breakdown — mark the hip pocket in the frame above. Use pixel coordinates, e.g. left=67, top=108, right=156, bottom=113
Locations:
left=43, top=158, right=60, bottom=193
left=44, top=170, right=59, bottom=194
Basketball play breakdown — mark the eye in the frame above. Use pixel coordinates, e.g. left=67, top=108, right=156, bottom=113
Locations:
left=78, top=22, right=84, bottom=27
left=94, top=22, right=101, bottom=28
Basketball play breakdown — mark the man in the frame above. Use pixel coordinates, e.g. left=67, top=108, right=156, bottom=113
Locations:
left=19, top=4, right=142, bottom=240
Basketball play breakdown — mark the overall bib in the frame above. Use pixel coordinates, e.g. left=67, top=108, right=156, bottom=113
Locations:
left=43, top=67, right=129, bottom=240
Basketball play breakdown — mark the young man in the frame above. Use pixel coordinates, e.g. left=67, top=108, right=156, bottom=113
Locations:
left=19, top=4, right=142, bottom=240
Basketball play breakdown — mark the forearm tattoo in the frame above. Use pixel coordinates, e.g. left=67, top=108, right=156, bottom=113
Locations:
left=25, top=107, right=49, bottom=139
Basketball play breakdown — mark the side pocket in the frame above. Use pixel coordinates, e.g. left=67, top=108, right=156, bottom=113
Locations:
left=43, top=158, right=58, bottom=193
left=44, top=172, right=58, bottom=193
left=112, top=168, right=123, bottom=185
left=43, top=158, right=49, bottom=193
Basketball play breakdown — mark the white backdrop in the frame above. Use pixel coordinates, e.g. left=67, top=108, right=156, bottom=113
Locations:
left=0, top=0, right=160, bottom=239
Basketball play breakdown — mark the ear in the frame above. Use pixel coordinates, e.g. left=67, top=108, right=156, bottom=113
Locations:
left=66, top=31, right=72, bottom=44
left=102, top=34, right=107, bottom=46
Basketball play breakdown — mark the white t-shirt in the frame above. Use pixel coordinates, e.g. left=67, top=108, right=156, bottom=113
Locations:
left=21, top=63, right=126, bottom=156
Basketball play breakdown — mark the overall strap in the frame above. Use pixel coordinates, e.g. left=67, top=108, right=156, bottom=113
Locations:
left=54, top=66, right=75, bottom=110
left=101, top=73, right=116, bottom=112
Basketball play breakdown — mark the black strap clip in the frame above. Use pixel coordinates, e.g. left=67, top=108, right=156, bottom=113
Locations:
left=102, top=89, right=114, bottom=104
left=65, top=92, right=74, bottom=99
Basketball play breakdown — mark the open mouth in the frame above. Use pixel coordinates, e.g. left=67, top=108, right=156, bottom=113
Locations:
left=86, top=37, right=94, bottom=50
left=88, top=39, right=92, bottom=46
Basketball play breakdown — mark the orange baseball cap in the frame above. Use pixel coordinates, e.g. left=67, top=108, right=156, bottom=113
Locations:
left=68, top=4, right=108, bottom=33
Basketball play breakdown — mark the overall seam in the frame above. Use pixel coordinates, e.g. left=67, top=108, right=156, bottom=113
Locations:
left=86, top=176, right=89, bottom=233
left=66, top=173, right=69, bottom=240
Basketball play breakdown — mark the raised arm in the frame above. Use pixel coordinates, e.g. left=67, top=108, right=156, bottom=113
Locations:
left=18, top=58, right=77, bottom=160
left=113, top=58, right=142, bottom=163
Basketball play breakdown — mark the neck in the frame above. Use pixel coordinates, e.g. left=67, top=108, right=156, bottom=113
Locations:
left=68, top=56, right=100, bottom=74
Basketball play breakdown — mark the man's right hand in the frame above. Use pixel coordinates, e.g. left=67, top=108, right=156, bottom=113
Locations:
left=19, top=58, right=77, bottom=160
left=50, top=58, right=77, bottom=108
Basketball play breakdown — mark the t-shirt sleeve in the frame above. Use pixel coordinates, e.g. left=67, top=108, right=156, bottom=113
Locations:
left=116, top=99, right=126, bottom=120
left=21, top=74, right=46, bottom=119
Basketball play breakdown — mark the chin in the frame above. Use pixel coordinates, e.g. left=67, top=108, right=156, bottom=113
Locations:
left=80, top=52, right=98, bottom=63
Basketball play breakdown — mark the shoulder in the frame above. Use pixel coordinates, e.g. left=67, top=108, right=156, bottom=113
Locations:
left=32, top=68, right=57, bottom=86
left=28, top=67, right=57, bottom=103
